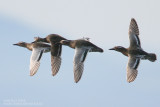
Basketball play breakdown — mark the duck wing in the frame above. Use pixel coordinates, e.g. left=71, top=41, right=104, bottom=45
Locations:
left=51, top=43, right=62, bottom=76
left=30, top=48, right=44, bottom=76
left=73, top=47, right=89, bottom=83
left=127, top=55, right=140, bottom=83
left=129, top=18, right=141, bottom=49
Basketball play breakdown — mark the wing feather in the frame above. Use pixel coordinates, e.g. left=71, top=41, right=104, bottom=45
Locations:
left=51, top=56, right=61, bottom=76
left=73, top=48, right=89, bottom=83
left=30, top=48, right=44, bottom=76
left=129, top=18, right=141, bottom=48
left=127, top=55, right=140, bottom=83
left=51, top=43, right=62, bottom=76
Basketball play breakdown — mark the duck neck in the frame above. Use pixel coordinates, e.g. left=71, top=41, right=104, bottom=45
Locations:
left=25, top=43, right=33, bottom=51
left=120, top=48, right=128, bottom=56
left=69, top=41, right=76, bottom=49
left=63, top=40, right=75, bottom=49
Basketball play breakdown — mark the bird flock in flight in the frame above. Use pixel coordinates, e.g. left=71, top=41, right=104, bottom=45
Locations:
left=13, top=18, right=156, bottom=83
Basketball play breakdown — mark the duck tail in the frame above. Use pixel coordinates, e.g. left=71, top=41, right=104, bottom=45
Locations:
left=148, top=53, right=157, bottom=62
left=90, top=47, right=104, bottom=53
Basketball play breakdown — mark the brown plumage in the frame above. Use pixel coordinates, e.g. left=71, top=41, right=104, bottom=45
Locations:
left=13, top=42, right=51, bottom=76
left=109, top=18, right=156, bottom=83
left=34, top=34, right=67, bottom=76
left=60, top=38, right=103, bottom=83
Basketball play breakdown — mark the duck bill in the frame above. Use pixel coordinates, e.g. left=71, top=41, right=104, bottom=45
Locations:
left=13, top=43, right=18, bottom=46
left=109, top=48, right=115, bottom=50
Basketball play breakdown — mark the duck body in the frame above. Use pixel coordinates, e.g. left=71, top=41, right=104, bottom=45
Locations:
left=46, top=34, right=66, bottom=43
left=34, top=34, right=66, bottom=44
left=110, top=46, right=156, bottom=62
left=109, top=18, right=156, bottom=83
left=60, top=39, right=103, bottom=52
left=129, top=49, right=156, bottom=62
left=60, top=38, right=103, bottom=83
left=13, top=42, right=51, bottom=76
left=32, top=43, right=51, bottom=52
left=34, top=34, right=67, bottom=76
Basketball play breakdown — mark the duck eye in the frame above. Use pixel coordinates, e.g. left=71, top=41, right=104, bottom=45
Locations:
left=117, top=46, right=122, bottom=48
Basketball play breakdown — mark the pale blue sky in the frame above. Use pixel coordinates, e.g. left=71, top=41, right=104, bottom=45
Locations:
left=0, top=0, right=160, bottom=107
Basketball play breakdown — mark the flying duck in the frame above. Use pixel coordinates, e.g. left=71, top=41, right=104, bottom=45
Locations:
left=34, top=34, right=67, bottom=76
left=13, top=42, right=51, bottom=76
left=60, top=38, right=103, bottom=83
left=109, top=18, right=156, bottom=83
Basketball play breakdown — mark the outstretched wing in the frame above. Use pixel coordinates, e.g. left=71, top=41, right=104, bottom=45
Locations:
left=127, top=55, right=140, bottom=83
left=30, top=48, right=44, bottom=76
left=51, top=43, right=62, bottom=76
left=73, top=47, right=89, bottom=83
left=129, top=18, right=141, bottom=49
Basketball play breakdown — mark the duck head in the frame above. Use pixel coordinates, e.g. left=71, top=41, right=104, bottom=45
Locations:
left=13, top=42, right=27, bottom=47
left=34, top=37, right=47, bottom=43
left=60, top=40, right=71, bottom=45
left=109, top=46, right=128, bottom=56
left=60, top=40, right=75, bottom=48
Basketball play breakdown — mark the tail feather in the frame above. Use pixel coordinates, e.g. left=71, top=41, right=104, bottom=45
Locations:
left=90, top=47, right=103, bottom=52
left=148, top=53, right=156, bottom=62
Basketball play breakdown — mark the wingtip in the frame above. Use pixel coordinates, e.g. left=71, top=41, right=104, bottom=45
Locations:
left=30, top=69, right=38, bottom=76
left=52, top=73, right=57, bottom=76
left=129, top=18, right=139, bottom=36
left=51, top=56, right=61, bottom=76
left=127, top=73, right=137, bottom=83
left=131, top=18, right=136, bottom=21
left=127, top=80, right=134, bottom=83
left=30, top=73, right=35, bottom=76
left=74, top=76, right=81, bottom=83
left=74, top=80, right=79, bottom=83
left=130, top=18, right=137, bottom=25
